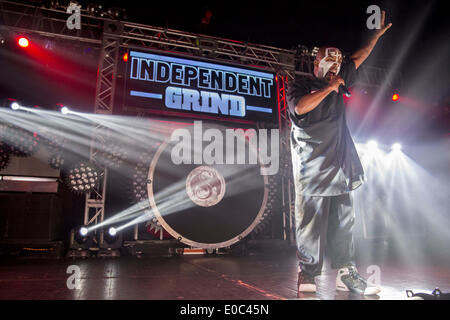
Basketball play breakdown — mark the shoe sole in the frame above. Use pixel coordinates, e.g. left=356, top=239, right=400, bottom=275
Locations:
left=364, top=286, right=381, bottom=296
left=299, top=284, right=317, bottom=293
left=336, top=284, right=381, bottom=296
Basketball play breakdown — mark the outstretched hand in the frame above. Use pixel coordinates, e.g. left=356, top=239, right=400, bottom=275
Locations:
left=350, top=9, right=392, bottom=69
left=375, top=10, right=392, bottom=38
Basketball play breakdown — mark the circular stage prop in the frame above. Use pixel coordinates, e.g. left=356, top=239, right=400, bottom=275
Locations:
left=148, top=125, right=268, bottom=249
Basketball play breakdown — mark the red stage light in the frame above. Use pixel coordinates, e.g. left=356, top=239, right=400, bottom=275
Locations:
left=123, top=53, right=128, bottom=62
left=392, top=93, right=399, bottom=101
left=18, top=37, right=29, bottom=48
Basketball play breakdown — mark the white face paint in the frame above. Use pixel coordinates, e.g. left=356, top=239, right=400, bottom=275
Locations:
left=317, top=47, right=343, bottom=79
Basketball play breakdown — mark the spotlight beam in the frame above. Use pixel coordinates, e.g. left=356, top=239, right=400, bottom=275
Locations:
left=115, top=211, right=153, bottom=232
left=355, top=3, right=434, bottom=137
left=87, top=200, right=151, bottom=232
left=0, top=109, right=103, bottom=166
left=78, top=113, right=168, bottom=149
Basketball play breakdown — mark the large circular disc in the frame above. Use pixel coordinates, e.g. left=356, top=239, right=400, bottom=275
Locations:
left=148, top=126, right=268, bottom=249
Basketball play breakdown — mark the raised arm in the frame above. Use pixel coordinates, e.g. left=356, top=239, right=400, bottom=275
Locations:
left=350, top=10, right=392, bottom=69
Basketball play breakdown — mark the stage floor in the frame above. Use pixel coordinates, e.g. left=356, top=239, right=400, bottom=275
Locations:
left=0, top=244, right=449, bottom=300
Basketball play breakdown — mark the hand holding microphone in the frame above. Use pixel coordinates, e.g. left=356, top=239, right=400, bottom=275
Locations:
left=328, top=75, right=351, bottom=97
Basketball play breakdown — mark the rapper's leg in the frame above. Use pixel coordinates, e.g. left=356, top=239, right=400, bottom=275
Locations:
left=295, top=193, right=331, bottom=276
left=327, top=192, right=356, bottom=269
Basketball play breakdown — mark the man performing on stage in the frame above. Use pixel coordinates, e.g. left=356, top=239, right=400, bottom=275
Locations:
left=287, top=11, right=392, bottom=295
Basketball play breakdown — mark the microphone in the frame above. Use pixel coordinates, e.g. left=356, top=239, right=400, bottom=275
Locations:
left=339, top=84, right=351, bottom=97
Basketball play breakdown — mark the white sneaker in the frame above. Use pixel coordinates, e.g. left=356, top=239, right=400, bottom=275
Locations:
left=336, top=266, right=381, bottom=296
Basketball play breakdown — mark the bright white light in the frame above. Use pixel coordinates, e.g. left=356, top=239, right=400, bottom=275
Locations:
left=79, top=227, right=88, bottom=236
left=61, top=106, right=70, bottom=114
left=367, top=140, right=378, bottom=150
left=18, top=37, right=29, bottom=48
left=392, top=143, right=402, bottom=151
left=108, top=227, right=117, bottom=236
left=11, top=102, right=20, bottom=110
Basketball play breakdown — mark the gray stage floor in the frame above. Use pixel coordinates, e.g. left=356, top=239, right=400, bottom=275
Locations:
left=0, top=244, right=448, bottom=300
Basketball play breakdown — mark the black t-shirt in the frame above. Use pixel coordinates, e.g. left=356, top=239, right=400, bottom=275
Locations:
left=287, top=60, right=364, bottom=196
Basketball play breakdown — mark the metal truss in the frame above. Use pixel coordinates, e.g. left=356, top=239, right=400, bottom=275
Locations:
left=0, top=0, right=103, bottom=45
left=93, top=22, right=122, bottom=114
left=0, top=0, right=402, bottom=246
left=276, top=74, right=296, bottom=245
left=120, top=22, right=297, bottom=72
left=83, top=22, right=122, bottom=246
left=0, top=0, right=401, bottom=86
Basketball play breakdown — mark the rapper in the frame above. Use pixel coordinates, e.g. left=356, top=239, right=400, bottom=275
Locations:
left=287, top=11, right=392, bottom=295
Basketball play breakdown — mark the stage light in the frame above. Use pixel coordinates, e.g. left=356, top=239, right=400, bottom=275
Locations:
left=107, top=7, right=120, bottom=19
left=65, top=161, right=102, bottom=194
left=74, top=226, right=89, bottom=244
left=392, top=143, right=402, bottom=151
left=17, top=37, right=29, bottom=48
left=61, top=106, right=70, bottom=114
left=130, top=153, right=151, bottom=203
left=80, top=227, right=88, bottom=237
left=102, top=226, right=122, bottom=251
left=100, top=225, right=122, bottom=256
left=108, top=227, right=117, bottom=237
left=392, top=93, right=400, bottom=101
left=87, top=3, right=103, bottom=17
left=68, top=224, right=94, bottom=257
left=106, top=7, right=126, bottom=20
left=48, top=152, right=65, bottom=169
left=10, top=102, right=20, bottom=110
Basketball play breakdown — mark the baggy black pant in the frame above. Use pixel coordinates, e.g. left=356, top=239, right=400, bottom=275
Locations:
left=295, top=192, right=356, bottom=277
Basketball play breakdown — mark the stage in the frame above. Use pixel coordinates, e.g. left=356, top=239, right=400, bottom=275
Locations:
left=0, top=1, right=449, bottom=307
left=0, top=241, right=448, bottom=300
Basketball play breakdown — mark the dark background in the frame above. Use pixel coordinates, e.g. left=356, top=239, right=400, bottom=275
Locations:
left=119, top=0, right=449, bottom=106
